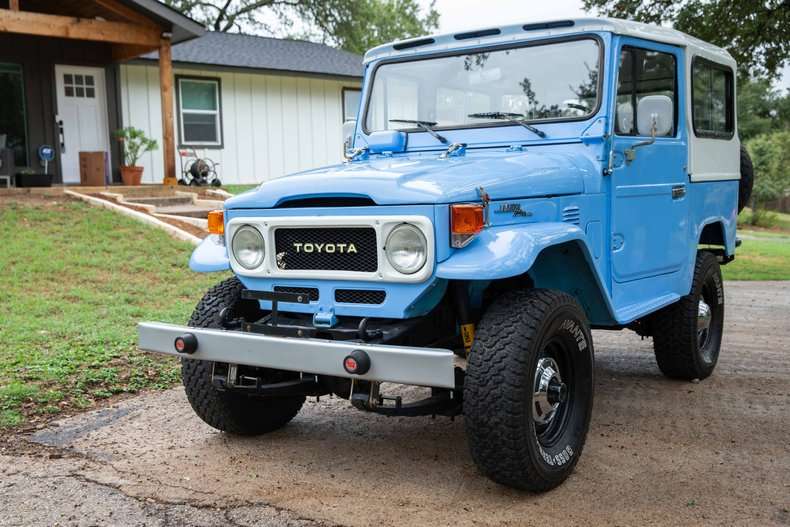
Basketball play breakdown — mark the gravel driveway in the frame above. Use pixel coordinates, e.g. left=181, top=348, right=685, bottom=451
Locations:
left=1, top=281, right=788, bottom=526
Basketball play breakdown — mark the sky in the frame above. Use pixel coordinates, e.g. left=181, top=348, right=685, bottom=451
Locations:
left=417, top=0, right=790, bottom=91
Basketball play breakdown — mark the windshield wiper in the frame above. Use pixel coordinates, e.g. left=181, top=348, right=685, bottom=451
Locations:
left=467, top=112, right=546, bottom=138
left=389, top=119, right=449, bottom=144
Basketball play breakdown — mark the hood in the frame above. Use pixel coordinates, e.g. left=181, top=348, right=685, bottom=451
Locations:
left=226, top=149, right=593, bottom=209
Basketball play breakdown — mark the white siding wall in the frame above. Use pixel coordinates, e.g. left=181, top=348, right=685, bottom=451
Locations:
left=119, top=64, right=360, bottom=184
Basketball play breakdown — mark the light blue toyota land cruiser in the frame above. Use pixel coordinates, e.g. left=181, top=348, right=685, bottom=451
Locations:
left=139, top=18, right=754, bottom=491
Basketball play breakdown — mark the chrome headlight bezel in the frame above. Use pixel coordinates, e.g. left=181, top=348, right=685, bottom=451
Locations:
left=231, top=224, right=265, bottom=270
left=384, top=223, right=428, bottom=275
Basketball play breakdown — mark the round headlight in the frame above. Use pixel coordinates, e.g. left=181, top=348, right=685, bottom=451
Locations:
left=385, top=224, right=427, bottom=275
left=231, top=225, right=265, bottom=270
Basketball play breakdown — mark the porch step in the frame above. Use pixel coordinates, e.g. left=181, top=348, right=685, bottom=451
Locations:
left=126, top=196, right=194, bottom=207
left=155, top=204, right=214, bottom=218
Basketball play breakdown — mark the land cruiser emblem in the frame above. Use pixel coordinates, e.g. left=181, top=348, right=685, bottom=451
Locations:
left=292, top=242, right=358, bottom=254
left=495, top=203, right=532, bottom=217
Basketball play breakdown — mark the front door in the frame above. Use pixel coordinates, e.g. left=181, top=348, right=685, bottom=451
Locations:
left=54, top=65, right=110, bottom=184
left=610, top=41, right=689, bottom=286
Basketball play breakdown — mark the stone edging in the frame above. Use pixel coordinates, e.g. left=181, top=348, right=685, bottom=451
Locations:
left=64, top=190, right=202, bottom=246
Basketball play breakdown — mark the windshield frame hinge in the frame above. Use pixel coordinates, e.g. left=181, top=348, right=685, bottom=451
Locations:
left=440, top=142, right=467, bottom=159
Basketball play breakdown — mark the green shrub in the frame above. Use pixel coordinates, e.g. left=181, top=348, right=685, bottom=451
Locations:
left=746, top=131, right=790, bottom=225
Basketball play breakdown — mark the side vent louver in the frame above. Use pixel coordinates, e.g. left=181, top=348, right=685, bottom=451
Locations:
left=562, top=206, right=581, bottom=225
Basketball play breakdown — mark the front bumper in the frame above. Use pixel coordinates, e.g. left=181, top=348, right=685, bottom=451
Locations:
left=137, top=322, right=456, bottom=388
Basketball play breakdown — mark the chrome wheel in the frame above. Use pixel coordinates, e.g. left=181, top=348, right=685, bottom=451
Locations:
left=533, top=357, right=567, bottom=427
left=697, top=299, right=712, bottom=349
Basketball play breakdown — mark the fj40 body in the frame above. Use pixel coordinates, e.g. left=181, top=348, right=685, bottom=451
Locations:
left=139, top=18, right=752, bottom=491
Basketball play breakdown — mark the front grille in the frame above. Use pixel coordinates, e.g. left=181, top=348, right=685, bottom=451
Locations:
left=274, top=227, right=378, bottom=272
left=335, top=289, right=386, bottom=304
left=273, top=286, right=319, bottom=302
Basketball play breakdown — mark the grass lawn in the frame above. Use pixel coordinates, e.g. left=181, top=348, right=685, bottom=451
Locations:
left=0, top=199, right=226, bottom=429
left=722, top=235, right=790, bottom=280
left=222, top=184, right=257, bottom=195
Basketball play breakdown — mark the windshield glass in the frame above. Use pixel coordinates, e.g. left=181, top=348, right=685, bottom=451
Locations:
left=364, top=38, right=601, bottom=133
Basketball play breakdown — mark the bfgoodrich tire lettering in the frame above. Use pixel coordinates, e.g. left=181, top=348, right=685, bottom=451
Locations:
left=181, top=277, right=304, bottom=435
left=464, top=289, right=594, bottom=491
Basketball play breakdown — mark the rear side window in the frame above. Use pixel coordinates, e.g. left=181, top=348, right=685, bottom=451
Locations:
left=691, top=58, right=734, bottom=138
left=615, top=46, right=677, bottom=136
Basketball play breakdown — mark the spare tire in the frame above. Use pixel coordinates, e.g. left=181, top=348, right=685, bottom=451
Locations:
left=739, top=145, right=754, bottom=213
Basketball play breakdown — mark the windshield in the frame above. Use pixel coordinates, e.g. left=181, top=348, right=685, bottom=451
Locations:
left=364, top=38, right=601, bottom=134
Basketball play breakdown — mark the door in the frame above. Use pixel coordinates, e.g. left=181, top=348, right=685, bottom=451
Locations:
left=55, top=66, right=110, bottom=184
left=610, top=42, right=689, bottom=284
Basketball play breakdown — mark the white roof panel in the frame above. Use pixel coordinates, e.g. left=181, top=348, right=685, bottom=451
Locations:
left=364, top=17, right=734, bottom=68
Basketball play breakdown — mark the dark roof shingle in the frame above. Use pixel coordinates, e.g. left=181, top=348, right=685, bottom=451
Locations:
left=141, top=32, right=363, bottom=78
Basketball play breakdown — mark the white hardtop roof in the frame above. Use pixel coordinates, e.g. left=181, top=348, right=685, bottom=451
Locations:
left=364, top=17, right=734, bottom=68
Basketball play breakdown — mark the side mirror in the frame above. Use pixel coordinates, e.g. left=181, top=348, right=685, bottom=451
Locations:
left=366, top=130, right=407, bottom=154
left=636, top=95, right=673, bottom=137
left=342, top=120, right=357, bottom=151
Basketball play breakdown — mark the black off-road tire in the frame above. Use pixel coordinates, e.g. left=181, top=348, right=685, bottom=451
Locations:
left=651, top=252, right=724, bottom=380
left=181, top=277, right=305, bottom=435
left=739, top=145, right=754, bottom=213
left=464, top=289, right=594, bottom=492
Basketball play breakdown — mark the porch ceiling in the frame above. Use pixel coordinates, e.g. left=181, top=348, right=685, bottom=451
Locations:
left=0, top=0, right=203, bottom=53
left=18, top=0, right=160, bottom=27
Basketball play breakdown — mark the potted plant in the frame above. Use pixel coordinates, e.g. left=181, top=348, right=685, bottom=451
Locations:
left=115, top=127, right=158, bottom=186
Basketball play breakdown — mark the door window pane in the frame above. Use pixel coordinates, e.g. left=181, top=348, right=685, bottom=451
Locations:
left=615, top=47, right=676, bottom=136
left=692, top=58, right=734, bottom=138
left=0, top=63, right=28, bottom=166
left=342, top=88, right=361, bottom=121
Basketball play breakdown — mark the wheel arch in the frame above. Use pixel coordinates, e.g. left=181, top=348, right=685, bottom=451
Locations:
left=436, top=223, right=617, bottom=326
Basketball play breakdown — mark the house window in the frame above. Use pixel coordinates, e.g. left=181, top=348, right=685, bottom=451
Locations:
left=691, top=57, right=734, bottom=138
left=615, top=46, right=677, bottom=136
left=342, top=87, right=361, bottom=122
left=177, top=77, right=222, bottom=146
left=0, top=63, right=28, bottom=167
left=63, top=73, right=96, bottom=98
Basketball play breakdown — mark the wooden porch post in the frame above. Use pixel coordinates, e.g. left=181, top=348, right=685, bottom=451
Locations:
left=159, top=36, right=177, bottom=186
left=9, top=0, right=19, bottom=10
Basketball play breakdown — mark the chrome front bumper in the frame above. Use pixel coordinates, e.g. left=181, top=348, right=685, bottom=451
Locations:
left=137, top=322, right=456, bottom=388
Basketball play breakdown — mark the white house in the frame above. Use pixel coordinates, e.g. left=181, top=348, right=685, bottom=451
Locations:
left=120, top=32, right=363, bottom=185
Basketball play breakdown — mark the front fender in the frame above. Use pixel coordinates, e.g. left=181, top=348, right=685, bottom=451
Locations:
left=436, top=222, right=617, bottom=325
left=189, top=235, right=230, bottom=272
left=435, top=222, right=587, bottom=280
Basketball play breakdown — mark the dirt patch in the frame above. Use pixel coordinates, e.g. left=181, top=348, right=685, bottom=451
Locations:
left=4, top=281, right=790, bottom=526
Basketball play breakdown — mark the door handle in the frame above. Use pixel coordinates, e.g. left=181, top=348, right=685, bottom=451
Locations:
left=56, top=119, right=65, bottom=154
left=672, top=185, right=686, bottom=199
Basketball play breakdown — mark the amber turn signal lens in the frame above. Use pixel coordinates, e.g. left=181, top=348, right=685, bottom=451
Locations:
left=451, top=204, right=485, bottom=235
left=207, top=210, right=224, bottom=235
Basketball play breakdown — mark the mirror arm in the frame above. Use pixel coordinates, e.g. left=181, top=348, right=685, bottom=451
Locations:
left=624, top=120, right=657, bottom=163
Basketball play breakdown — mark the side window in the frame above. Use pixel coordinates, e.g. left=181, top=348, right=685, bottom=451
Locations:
left=342, top=88, right=361, bottom=122
left=177, top=77, right=222, bottom=146
left=692, top=58, right=734, bottom=138
left=615, top=47, right=677, bottom=136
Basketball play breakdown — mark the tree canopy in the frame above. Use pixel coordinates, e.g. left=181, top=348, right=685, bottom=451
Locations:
left=581, top=0, right=790, bottom=80
left=163, top=0, right=439, bottom=55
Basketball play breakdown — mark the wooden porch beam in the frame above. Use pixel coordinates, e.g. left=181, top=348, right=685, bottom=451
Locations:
left=0, top=9, right=161, bottom=47
left=159, top=36, right=177, bottom=186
